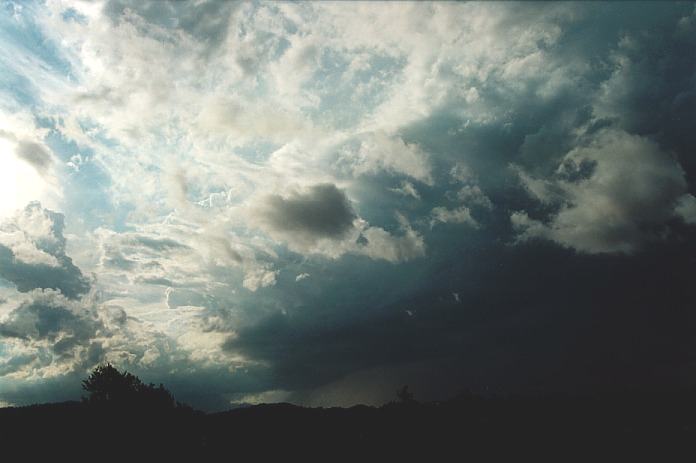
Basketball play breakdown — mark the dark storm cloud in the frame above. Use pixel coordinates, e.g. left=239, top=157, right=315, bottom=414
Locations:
left=0, top=203, right=90, bottom=299
left=226, top=235, right=696, bottom=398
left=225, top=3, right=696, bottom=402
left=256, top=183, right=357, bottom=246
left=188, top=2, right=696, bottom=406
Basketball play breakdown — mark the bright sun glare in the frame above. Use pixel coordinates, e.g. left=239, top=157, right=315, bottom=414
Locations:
left=0, top=138, right=49, bottom=218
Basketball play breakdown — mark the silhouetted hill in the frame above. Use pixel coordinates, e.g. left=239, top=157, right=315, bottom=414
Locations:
left=3, top=391, right=696, bottom=460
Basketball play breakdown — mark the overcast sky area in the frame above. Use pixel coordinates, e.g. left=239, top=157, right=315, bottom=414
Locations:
left=1, top=1, right=696, bottom=411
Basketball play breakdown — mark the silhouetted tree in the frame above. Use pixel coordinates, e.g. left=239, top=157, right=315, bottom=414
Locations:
left=82, top=363, right=175, bottom=411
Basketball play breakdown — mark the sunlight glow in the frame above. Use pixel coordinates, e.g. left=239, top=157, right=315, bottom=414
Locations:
left=0, top=139, right=50, bottom=218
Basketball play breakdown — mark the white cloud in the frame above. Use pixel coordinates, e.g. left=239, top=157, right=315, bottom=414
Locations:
left=0, top=230, right=59, bottom=267
left=0, top=203, right=89, bottom=298
left=195, top=96, right=317, bottom=144
left=430, top=206, right=477, bottom=228
left=449, top=162, right=475, bottom=184
left=357, top=224, right=426, bottom=263
left=242, top=266, right=278, bottom=292
left=338, top=132, right=433, bottom=185
left=675, top=194, right=696, bottom=225
left=453, top=185, right=493, bottom=210
left=513, top=130, right=690, bottom=254
left=389, top=181, right=421, bottom=200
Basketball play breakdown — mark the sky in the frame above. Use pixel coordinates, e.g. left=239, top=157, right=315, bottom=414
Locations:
left=0, top=1, right=695, bottom=411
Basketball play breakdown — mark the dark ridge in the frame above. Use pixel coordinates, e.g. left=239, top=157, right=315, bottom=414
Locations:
left=3, top=390, right=696, bottom=460
left=3, top=365, right=695, bottom=459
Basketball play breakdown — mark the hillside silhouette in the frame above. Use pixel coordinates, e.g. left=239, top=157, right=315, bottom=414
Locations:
left=1, top=365, right=696, bottom=459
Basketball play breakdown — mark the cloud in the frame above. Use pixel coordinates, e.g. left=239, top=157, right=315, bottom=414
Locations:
left=242, top=267, right=278, bottom=292
left=0, top=231, right=59, bottom=267
left=295, top=273, right=310, bottom=282
left=0, top=285, right=191, bottom=386
left=102, top=0, right=239, bottom=54
left=3, top=1, right=696, bottom=409
left=196, top=97, right=315, bottom=143
left=269, top=32, right=323, bottom=106
left=675, top=194, right=696, bottom=225
left=254, top=183, right=357, bottom=250
left=122, top=234, right=191, bottom=253
left=451, top=185, right=493, bottom=210
left=449, top=162, right=475, bottom=184
left=164, top=287, right=206, bottom=310
left=389, top=180, right=421, bottom=200
left=0, top=203, right=90, bottom=298
left=251, top=183, right=426, bottom=264
left=430, top=206, right=477, bottom=228
left=15, top=141, right=54, bottom=176
left=356, top=220, right=426, bottom=263
left=513, top=130, right=690, bottom=254
left=337, top=132, right=433, bottom=185
left=92, top=225, right=212, bottom=291
left=435, top=184, right=492, bottom=229
left=0, top=289, right=101, bottom=347
left=0, top=289, right=104, bottom=378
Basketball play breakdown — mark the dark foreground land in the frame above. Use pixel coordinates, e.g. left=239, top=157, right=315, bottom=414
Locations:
left=2, top=391, right=696, bottom=460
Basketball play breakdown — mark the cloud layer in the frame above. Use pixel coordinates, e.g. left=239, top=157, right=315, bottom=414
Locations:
left=1, top=1, right=695, bottom=409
